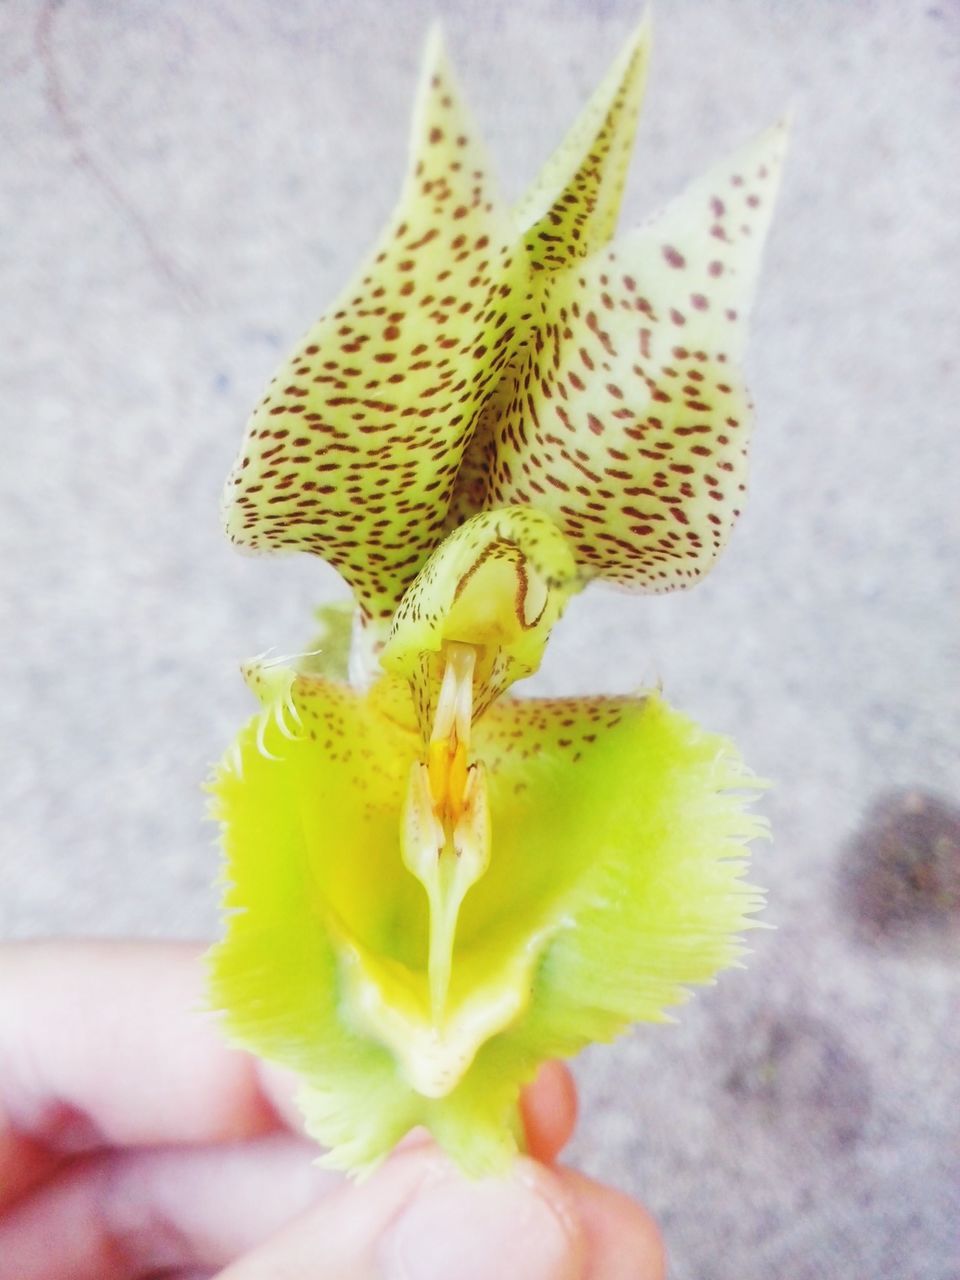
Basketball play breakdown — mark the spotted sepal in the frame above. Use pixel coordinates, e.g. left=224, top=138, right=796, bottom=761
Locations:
left=221, top=30, right=519, bottom=625
left=460, top=121, right=788, bottom=590
left=513, top=16, right=651, bottom=270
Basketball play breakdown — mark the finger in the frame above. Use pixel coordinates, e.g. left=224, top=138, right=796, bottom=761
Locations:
left=217, top=1152, right=663, bottom=1280
left=218, top=1147, right=584, bottom=1280
left=557, top=1167, right=666, bottom=1280
left=0, top=1132, right=339, bottom=1280
left=0, top=1130, right=57, bottom=1219
left=0, top=940, right=579, bottom=1213
left=520, top=1061, right=578, bottom=1164
left=0, top=941, right=281, bottom=1208
left=157, top=1274, right=215, bottom=1280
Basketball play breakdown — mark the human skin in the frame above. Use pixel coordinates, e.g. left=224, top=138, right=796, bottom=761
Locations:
left=0, top=941, right=664, bottom=1279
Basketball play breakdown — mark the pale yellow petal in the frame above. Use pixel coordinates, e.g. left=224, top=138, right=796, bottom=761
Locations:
left=513, top=17, right=651, bottom=269
left=221, top=31, right=518, bottom=625
left=454, top=121, right=788, bottom=589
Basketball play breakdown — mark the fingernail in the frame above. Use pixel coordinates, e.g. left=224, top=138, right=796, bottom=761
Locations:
left=381, top=1167, right=581, bottom=1280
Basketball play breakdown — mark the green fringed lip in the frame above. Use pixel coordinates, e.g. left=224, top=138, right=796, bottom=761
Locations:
left=208, top=667, right=766, bottom=1174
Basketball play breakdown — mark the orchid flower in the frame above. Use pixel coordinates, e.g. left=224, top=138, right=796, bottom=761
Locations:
left=208, top=19, right=785, bottom=1176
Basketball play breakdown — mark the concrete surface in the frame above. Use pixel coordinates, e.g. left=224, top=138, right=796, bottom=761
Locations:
left=1, top=1, right=958, bottom=1275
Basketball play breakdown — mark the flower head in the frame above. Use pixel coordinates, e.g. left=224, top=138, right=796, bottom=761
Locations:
left=222, top=20, right=785, bottom=645
left=209, top=20, right=784, bottom=1176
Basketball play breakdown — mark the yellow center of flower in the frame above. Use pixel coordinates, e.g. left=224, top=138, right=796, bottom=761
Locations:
left=426, top=641, right=476, bottom=828
left=394, top=639, right=504, bottom=1093
left=427, top=737, right=469, bottom=826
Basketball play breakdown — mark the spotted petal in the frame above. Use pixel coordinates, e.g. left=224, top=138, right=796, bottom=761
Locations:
left=222, top=30, right=519, bottom=627
left=208, top=669, right=764, bottom=1175
left=454, top=121, right=788, bottom=589
left=513, top=16, right=651, bottom=269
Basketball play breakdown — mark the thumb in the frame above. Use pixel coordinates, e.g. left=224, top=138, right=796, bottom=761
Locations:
left=217, top=1148, right=583, bottom=1280
left=379, top=1157, right=582, bottom=1280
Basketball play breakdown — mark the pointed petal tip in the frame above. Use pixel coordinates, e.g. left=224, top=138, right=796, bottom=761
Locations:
left=607, top=9, right=652, bottom=67
left=613, top=10, right=654, bottom=87
left=513, top=11, right=653, bottom=262
left=777, top=102, right=797, bottom=134
left=420, top=20, right=448, bottom=63
left=629, top=7, right=654, bottom=49
left=768, top=107, right=794, bottom=174
left=413, top=22, right=454, bottom=112
left=749, top=112, right=792, bottom=183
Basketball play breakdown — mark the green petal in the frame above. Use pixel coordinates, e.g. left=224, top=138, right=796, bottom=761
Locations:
left=457, top=121, right=788, bottom=589
left=209, top=669, right=764, bottom=1176
left=468, top=692, right=766, bottom=1054
left=513, top=17, right=651, bottom=269
left=208, top=666, right=530, bottom=1173
left=221, top=30, right=518, bottom=627
left=380, top=506, right=581, bottom=735
left=207, top=668, right=425, bottom=1171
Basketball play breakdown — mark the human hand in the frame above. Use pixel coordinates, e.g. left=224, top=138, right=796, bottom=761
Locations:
left=0, top=941, right=664, bottom=1279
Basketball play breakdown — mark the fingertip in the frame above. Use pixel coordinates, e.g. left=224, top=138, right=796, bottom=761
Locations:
left=557, top=1166, right=666, bottom=1280
left=520, top=1061, right=579, bottom=1163
left=380, top=1153, right=583, bottom=1280
left=0, top=942, right=281, bottom=1157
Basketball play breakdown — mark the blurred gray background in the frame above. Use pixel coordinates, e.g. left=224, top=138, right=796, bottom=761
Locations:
left=2, top=0, right=958, bottom=1275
